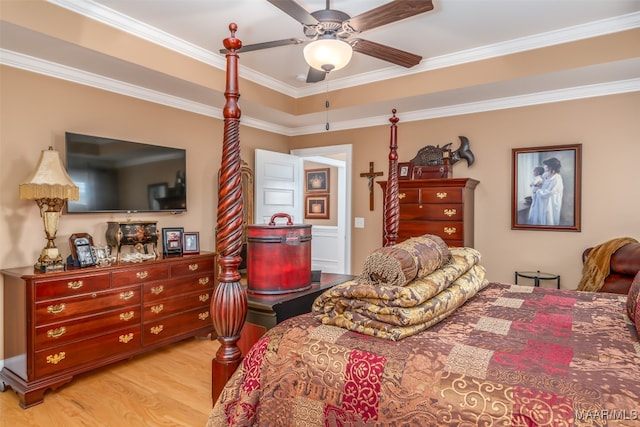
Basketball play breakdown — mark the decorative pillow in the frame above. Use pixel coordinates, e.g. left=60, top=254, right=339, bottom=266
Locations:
left=626, top=270, right=640, bottom=333
left=359, top=234, right=451, bottom=287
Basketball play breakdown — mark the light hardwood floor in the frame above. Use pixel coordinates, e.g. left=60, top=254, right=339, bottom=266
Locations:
left=1, top=336, right=220, bottom=427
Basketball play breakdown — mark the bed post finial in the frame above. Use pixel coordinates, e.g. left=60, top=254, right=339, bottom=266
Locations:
left=384, top=109, right=400, bottom=246
left=211, top=23, right=247, bottom=405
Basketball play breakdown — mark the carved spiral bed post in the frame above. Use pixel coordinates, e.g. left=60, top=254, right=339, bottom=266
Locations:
left=211, top=23, right=247, bottom=404
left=383, top=109, right=400, bottom=247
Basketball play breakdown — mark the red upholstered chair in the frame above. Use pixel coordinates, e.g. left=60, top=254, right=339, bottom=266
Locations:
left=582, top=242, right=640, bottom=294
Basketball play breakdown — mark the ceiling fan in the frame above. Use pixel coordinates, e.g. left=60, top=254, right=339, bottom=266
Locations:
left=220, top=0, right=434, bottom=83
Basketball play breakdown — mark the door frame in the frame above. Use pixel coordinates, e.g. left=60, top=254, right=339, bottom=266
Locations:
left=291, top=144, right=352, bottom=274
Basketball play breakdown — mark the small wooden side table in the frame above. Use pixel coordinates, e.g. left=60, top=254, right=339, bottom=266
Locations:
left=246, top=273, right=354, bottom=330
left=515, top=270, right=560, bottom=289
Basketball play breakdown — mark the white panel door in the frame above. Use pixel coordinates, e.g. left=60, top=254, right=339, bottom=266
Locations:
left=254, top=149, right=303, bottom=225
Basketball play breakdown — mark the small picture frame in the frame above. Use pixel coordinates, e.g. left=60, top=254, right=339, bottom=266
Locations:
left=398, top=162, right=413, bottom=180
left=69, top=233, right=96, bottom=267
left=92, top=245, right=113, bottom=266
left=162, top=227, right=184, bottom=255
left=183, top=232, right=200, bottom=255
left=305, top=195, right=329, bottom=219
left=305, top=168, right=329, bottom=192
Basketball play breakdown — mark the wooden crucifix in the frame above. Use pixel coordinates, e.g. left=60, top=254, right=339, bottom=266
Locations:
left=360, top=161, right=384, bottom=210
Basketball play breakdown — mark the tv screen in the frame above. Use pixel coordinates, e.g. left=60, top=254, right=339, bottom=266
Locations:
left=65, top=132, right=186, bottom=213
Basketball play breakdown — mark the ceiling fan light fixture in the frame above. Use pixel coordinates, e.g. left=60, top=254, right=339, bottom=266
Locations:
left=303, top=38, right=353, bottom=72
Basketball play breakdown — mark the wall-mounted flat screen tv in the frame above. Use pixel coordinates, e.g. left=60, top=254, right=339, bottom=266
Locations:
left=65, top=132, right=187, bottom=213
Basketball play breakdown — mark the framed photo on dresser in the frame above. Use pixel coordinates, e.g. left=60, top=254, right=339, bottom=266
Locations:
left=162, top=227, right=184, bottom=255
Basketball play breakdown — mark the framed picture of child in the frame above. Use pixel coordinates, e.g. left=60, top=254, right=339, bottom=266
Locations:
left=511, top=144, right=582, bottom=231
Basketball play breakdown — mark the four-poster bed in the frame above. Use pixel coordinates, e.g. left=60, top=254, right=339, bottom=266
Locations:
left=209, top=24, right=640, bottom=426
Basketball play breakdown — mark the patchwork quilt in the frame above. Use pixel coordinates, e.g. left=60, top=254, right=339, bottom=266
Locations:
left=208, top=283, right=640, bottom=426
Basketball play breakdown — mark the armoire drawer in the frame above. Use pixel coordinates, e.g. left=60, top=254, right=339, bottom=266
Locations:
left=399, top=203, right=464, bottom=221
left=34, top=327, right=141, bottom=378
left=421, top=188, right=463, bottom=203
left=35, top=286, right=140, bottom=324
left=399, top=221, right=465, bottom=241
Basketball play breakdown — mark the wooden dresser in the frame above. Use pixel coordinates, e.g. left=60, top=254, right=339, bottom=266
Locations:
left=379, top=178, right=479, bottom=247
left=0, top=253, right=215, bottom=408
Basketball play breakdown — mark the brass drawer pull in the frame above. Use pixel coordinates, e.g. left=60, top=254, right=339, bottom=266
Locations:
left=67, top=280, right=83, bottom=290
left=136, top=271, right=149, bottom=279
left=151, top=304, right=164, bottom=314
left=189, top=264, right=199, bottom=271
left=198, top=311, right=210, bottom=321
left=444, top=226, right=457, bottom=235
left=47, top=327, right=66, bottom=339
left=120, top=290, right=135, bottom=300
left=120, top=311, right=134, bottom=321
left=151, top=285, right=164, bottom=295
left=46, top=352, right=66, bottom=365
left=199, top=277, right=210, bottom=286
left=398, top=193, right=406, bottom=199
left=444, top=208, right=457, bottom=217
left=47, top=304, right=66, bottom=314
left=119, top=333, right=134, bottom=344
left=437, top=192, right=448, bottom=199
left=199, top=294, right=210, bottom=302
left=150, top=325, right=164, bottom=335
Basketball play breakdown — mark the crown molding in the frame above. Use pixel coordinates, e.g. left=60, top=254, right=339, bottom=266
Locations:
left=49, top=0, right=640, bottom=99
left=3, top=49, right=638, bottom=137
left=289, top=78, right=640, bottom=136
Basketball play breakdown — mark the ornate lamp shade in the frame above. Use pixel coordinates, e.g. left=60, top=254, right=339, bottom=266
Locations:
left=19, top=147, right=79, bottom=272
left=303, top=37, right=353, bottom=73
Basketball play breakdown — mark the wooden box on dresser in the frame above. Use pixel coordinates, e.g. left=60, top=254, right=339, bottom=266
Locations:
left=0, top=252, right=216, bottom=408
left=379, top=178, right=479, bottom=246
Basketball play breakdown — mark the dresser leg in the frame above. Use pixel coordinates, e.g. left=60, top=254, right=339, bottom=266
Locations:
left=1, top=368, right=73, bottom=408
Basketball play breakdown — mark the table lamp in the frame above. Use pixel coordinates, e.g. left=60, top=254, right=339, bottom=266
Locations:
left=19, top=146, right=79, bottom=272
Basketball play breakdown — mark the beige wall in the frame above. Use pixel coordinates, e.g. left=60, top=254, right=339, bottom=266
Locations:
left=0, top=66, right=289, bottom=364
left=289, top=92, right=640, bottom=285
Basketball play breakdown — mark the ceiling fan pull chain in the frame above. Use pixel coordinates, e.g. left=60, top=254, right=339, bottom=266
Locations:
left=325, top=80, right=330, bottom=131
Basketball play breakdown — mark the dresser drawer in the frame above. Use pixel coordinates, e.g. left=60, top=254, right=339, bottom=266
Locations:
left=112, top=264, right=169, bottom=287
left=143, top=308, right=212, bottom=345
left=143, top=290, right=211, bottom=321
left=399, top=221, right=465, bottom=242
left=35, top=286, right=141, bottom=324
left=400, top=203, right=463, bottom=221
left=35, top=306, right=140, bottom=349
left=397, top=189, right=420, bottom=204
left=34, top=327, right=141, bottom=378
left=421, top=188, right=463, bottom=203
left=171, top=257, right=215, bottom=278
left=35, top=272, right=111, bottom=300
left=143, top=274, right=215, bottom=303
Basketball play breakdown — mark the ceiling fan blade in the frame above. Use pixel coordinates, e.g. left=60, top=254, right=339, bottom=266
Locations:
left=351, top=39, right=422, bottom=68
left=306, top=67, right=326, bottom=83
left=267, top=0, right=318, bottom=26
left=347, top=0, right=434, bottom=33
left=219, top=38, right=306, bottom=54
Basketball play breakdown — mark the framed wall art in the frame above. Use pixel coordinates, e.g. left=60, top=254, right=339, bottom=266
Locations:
left=305, top=168, right=329, bottom=192
left=183, top=231, right=200, bottom=255
left=162, top=227, right=184, bottom=255
left=305, top=195, right=329, bottom=219
left=511, top=144, right=582, bottom=231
